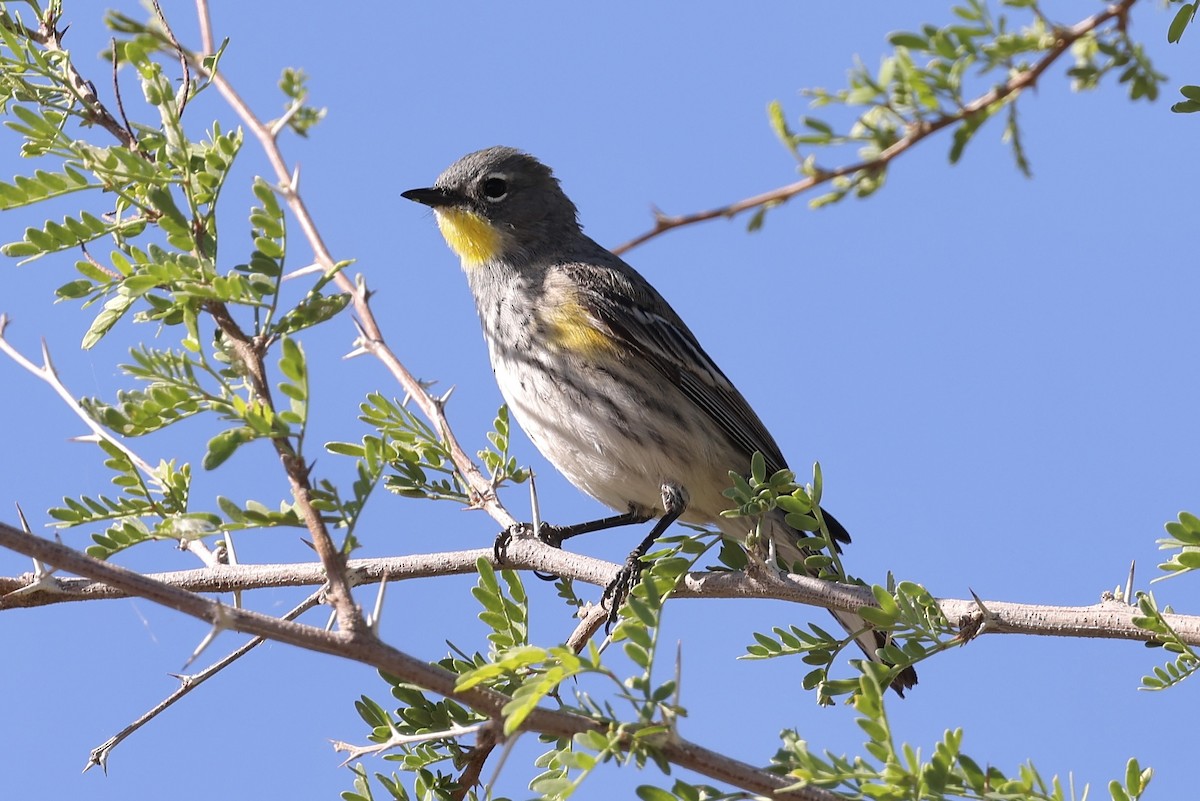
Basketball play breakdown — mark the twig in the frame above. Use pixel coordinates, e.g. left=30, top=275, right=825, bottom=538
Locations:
left=109, top=38, right=137, bottom=144
left=194, top=0, right=215, bottom=56
left=451, top=722, right=498, bottom=801
left=149, top=0, right=191, bottom=118
left=332, top=722, right=486, bottom=764
left=0, top=316, right=158, bottom=482
left=567, top=603, right=609, bottom=652
left=610, top=0, right=1138, bottom=255
left=0, top=316, right=221, bottom=567
left=84, top=588, right=324, bottom=773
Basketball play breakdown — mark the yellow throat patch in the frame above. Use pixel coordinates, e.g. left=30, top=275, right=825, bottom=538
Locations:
left=434, top=208, right=503, bottom=268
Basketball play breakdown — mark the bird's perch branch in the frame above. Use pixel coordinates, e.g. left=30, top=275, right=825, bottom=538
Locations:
left=0, top=518, right=839, bottom=801
left=3, top=520, right=1192, bottom=648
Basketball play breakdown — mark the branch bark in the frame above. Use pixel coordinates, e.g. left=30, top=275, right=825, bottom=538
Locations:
left=3, top=521, right=1195, bottom=648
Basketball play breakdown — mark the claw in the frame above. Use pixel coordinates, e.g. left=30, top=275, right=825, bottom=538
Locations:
left=492, top=523, right=525, bottom=564
left=494, top=522, right=566, bottom=581
left=600, top=555, right=646, bottom=631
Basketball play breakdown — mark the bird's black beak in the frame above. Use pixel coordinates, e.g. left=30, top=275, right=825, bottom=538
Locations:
left=401, top=186, right=454, bottom=208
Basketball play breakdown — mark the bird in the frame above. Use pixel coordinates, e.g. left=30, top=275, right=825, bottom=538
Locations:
left=402, top=146, right=916, bottom=694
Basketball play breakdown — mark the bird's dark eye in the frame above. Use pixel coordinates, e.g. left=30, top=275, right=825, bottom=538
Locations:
left=482, top=175, right=508, bottom=201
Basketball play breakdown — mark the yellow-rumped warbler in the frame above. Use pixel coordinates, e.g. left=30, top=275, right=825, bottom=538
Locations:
left=403, top=146, right=916, bottom=694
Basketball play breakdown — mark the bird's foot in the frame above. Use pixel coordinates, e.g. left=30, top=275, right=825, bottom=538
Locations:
left=600, top=552, right=647, bottom=630
left=493, top=522, right=571, bottom=581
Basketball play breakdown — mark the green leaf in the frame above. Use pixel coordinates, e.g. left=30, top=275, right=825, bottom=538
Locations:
left=82, top=294, right=137, bottom=349
left=888, top=32, right=929, bottom=50
left=1168, top=3, right=1195, bottom=44
left=203, top=427, right=255, bottom=469
left=635, top=787, right=677, bottom=801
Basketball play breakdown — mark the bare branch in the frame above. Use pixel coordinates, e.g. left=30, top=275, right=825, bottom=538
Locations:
left=610, top=0, right=1138, bottom=256
left=85, top=588, right=324, bottom=773
left=4, top=527, right=1197, bottom=648
left=0, top=316, right=158, bottom=482
left=194, top=0, right=215, bottom=56
left=332, top=722, right=487, bottom=765
left=451, top=722, right=498, bottom=801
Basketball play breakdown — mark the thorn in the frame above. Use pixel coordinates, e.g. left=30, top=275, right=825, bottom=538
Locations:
left=528, top=470, right=541, bottom=540
left=14, top=502, right=32, bottom=533
left=281, top=262, right=323, bottom=282
left=1125, top=560, right=1136, bottom=604
left=39, top=336, right=54, bottom=371
left=969, top=588, right=991, bottom=616
left=956, top=588, right=994, bottom=642
left=368, top=570, right=389, bottom=635
left=223, top=530, right=239, bottom=566
left=268, top=99, right=303, bottom=140
left=665, top=639, right=683, bottom=735
left=166, top=672, right=197, bottom=689
left=82, top=745, right=109, bottom=775
left=181, top=602, right=231, bottom=670
left=4, top=504, right=64, bottom=599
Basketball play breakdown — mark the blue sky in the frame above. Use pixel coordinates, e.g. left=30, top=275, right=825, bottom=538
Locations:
left=1, top=1, right=1197, bottom=798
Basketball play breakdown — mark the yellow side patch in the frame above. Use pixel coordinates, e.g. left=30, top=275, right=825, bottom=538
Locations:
left=544, top=295, right=618, bottom=357
left=434, top=208, right=503, bottom=267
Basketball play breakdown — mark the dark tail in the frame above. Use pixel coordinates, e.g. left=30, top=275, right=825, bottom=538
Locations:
left=775, top=507, right=919, bottom=696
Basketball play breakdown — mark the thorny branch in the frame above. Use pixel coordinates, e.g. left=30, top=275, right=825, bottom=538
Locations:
left=610, top=0, right=1139, bottom=255
left=4, top=524, right=1198, bottom=649
left=0, top=520, right=840, bottom=801
left=84, top=587, right=325, bottom=774
left=202, top=299, right=364, bottom=633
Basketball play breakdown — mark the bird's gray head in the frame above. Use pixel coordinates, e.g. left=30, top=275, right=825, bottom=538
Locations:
left=402, top=146, right=580, bottom=268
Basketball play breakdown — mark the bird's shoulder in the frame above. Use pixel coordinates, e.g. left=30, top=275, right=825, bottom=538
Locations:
left=545, top=243, right=790, bottom=476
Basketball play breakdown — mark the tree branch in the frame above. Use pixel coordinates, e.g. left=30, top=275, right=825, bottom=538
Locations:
left=203, top=300, right=365, bottom=634
left=610, top=0, right=1138, bottom=256
left=0, top=519, right=837, bottom=801
left=3, top=522, right=1194, bottom=648
left=85, top=587, right=324, bottom=773
left=0, top=316, right=157, bottom=482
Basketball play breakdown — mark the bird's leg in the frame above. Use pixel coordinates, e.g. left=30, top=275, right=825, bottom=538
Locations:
left=602, top=482, right=688, bottom=628
left=493, top=508, right=652, bottom=564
